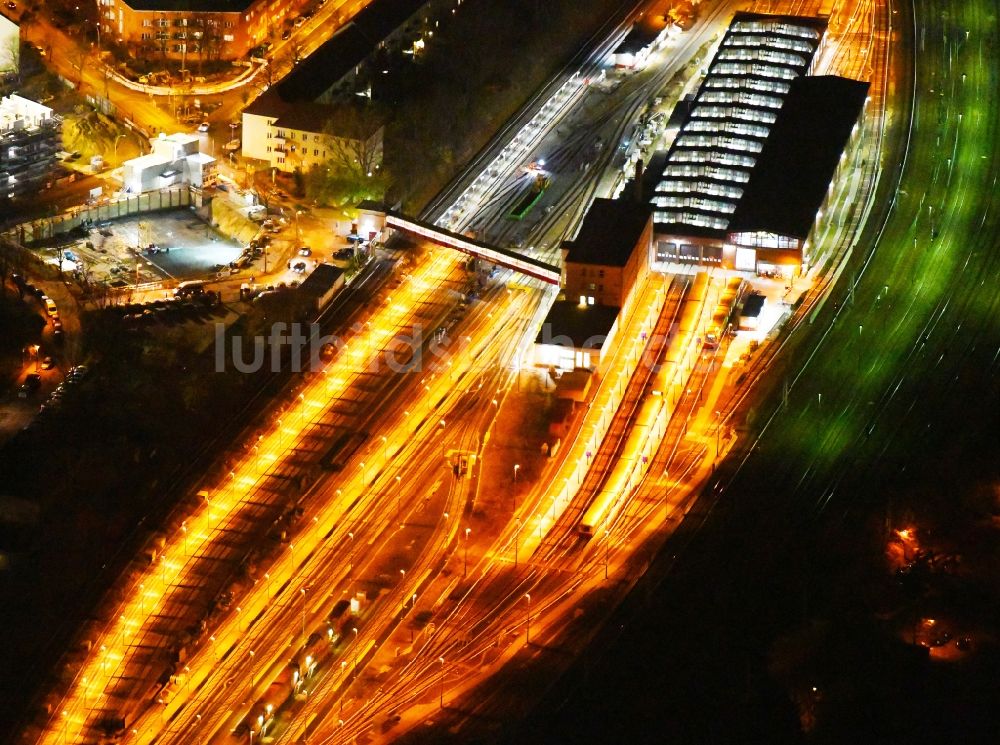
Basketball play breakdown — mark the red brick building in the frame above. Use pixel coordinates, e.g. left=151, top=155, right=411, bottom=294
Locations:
left=98, top=0, right=299, bottom=60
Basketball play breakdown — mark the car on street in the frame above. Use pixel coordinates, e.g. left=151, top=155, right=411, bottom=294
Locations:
left=335, top=248, right=354, bottom=260
left=197, top=121, right=210, bottom=132
left=18, top=373, right=41, bottom=398
left=39, top=356, right=54, bottom=370
left=298, top=246, right=311, bottom=256
left=5, top=2, right=16, bottom=11
left=292, top=261, right=308, bottom=274
left=281, top=28, right=292, bottom=40
left=223, top=139, right=241, bottom=152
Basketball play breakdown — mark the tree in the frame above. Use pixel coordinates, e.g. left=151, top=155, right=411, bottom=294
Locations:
left=2, top=34, right=19, bottom=81
left=304, top=104, right=389, bottom=208
left=70, top=45, right=90, bottom=87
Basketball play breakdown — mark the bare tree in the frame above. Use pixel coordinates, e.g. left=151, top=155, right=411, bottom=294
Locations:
left=70, top=45, right=91, bottom=87
left=2, top=34, right=19, bottom=81
left=304, top=104, right=388, bottom=207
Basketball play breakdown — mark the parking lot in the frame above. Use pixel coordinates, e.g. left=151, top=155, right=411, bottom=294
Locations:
left=52, top=210, right=245, bottom=288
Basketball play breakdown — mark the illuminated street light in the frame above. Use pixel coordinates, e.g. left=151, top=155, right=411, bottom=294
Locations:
left=513, top=463, right=520, bottom=482
left=351, top=627, right=359, bottom=677
left=524, top=593, right=531, bottom=644
left=438, top=656, right=445, bottom=708
left=347, top=532, right=355, bottom=579
left=248, top=650, right=256, bottom=696
left=464, top=527, right=471, bottom=577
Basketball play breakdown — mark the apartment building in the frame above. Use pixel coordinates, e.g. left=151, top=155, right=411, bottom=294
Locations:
left=0, top=95, right=62, bottom=201
left=97, top=0, right=298, bottom=60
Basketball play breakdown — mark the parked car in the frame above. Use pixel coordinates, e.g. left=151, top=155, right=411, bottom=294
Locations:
left=298, top=246, right=311, bottom=256
left=18, top=373, right=41, bottom=398
left=39, top=356, right=54, bottom=370
left=197, top=121, right=210, bottom=132
left=281, top=28, right=292, bottom=40
left=292, top=261, right=307, bottom=274
left=335, top=248, right=354, bottom=260
left=42, top=296, right=58, bottom=317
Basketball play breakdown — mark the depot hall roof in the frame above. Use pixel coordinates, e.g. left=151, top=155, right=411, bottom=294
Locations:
left=649, top=12, right=828, bottom=239
left=727, top=75, right=869, bottom=239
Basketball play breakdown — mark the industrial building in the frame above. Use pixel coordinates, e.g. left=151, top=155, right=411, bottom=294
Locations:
left=0, top=95, right=62, bottom=201
left=122, top=132, right=216, bottom=194
left=298, top=262, right=345, bottom=311
left=535, top=198, right=653, bottom=374
left=610, top=3, right=674, bottom=69
left=646, top=12, right=869, bottom=275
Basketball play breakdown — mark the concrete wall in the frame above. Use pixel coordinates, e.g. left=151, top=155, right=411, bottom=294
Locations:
left=11, top=187, right=192, bottom=244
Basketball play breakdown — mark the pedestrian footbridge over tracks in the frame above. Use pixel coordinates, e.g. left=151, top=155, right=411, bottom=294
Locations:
left=358, top=202, right=561, bottom=285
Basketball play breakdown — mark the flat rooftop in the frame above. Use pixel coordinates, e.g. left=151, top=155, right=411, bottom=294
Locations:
left=245, top=92, right=383, bottom=139
left=728, top=75, right=869, bottom=239
left=276, top=0, right=427, bottom=103
left=563, top=198, right=652, bottom=267
left=299, top=263, right=345, bottom=295
left=536, top=300, right=620, bottom=349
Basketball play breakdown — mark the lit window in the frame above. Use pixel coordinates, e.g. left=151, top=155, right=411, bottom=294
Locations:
left=587, top=296, right=595, bottom=306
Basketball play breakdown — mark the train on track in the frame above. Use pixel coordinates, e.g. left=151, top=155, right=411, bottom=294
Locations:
left=578, top=273, right=707, bottom=537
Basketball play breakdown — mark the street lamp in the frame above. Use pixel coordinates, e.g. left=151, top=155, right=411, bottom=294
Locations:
left=351, top=627, right=359, bottom=677
left=347, top=531, right=354, bottom=578
left=295, top=209, right=303, bottom=244
left=438, top=656, right=445, bottom=708
left=524, top=593, right=531, bottom=644
left=408, top=593, right=417, bottom=642
left=513, top=463, right=520, bottom=483
left=248, top=650, right=256, bottom=696
left=463, top=527, right=471, bottom=577
left=113, top=133, right=126, bottom=164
